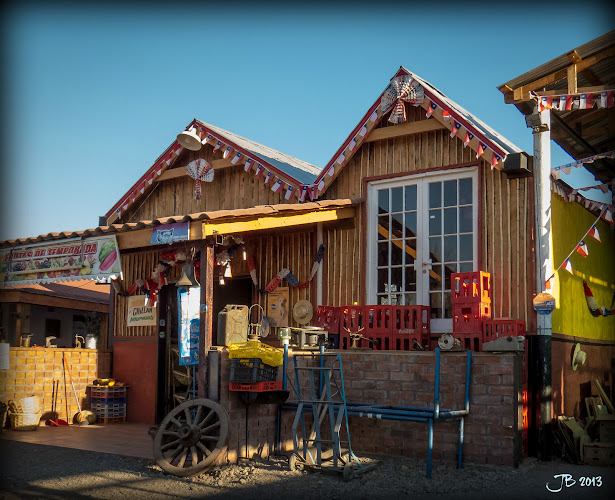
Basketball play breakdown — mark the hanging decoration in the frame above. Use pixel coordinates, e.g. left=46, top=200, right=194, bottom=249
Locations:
left=247, top=244, right=325, bottom=294
left=544, top=198, right=614, bottom=290
left=550, top=150, right=615, bottom=178
left=583, top=280, right=615, bottom=317
left=552, top=179, right=615, bottom=223
left=380, top=75, right=425, bottom=124
left=535, top=89, right=615, bottom=112
left=186, top=159, right=213, bottom=200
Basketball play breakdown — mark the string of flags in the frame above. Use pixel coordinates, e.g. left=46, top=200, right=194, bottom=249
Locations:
left=550, top=150, right=615, bottom=179
left=582, top=280, right=615, bottom=317
left=535, top=89, right=615, bottom=112
left=248, top=244, right=325, bottom=294
left=552, top=179, right=615, bottom=223
left=545, top=198, right=614, bottom=293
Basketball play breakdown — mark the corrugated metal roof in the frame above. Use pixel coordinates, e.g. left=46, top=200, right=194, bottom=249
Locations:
left=3, top=199, right=360, bottom=249
left=197, top=121, right=321, bottom=184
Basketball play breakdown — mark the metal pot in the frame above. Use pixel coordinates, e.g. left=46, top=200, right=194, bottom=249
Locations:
left=20, top=334, right=33, bottom=348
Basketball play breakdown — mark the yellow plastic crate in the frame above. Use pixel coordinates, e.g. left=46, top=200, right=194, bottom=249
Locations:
left=228, top=340, right=284, bottom=367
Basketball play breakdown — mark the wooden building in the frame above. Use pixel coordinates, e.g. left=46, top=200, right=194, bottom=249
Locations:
left=2, top=66, right=533, bottom=428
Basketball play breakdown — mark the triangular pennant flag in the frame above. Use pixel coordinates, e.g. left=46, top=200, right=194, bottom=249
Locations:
left=327, top=165, right=335, bottom=177
left=264, top=171, right=272, bottom=185
left=476, top=143, right=487, bottom=159
left=579, top=94, right=587, bottom=110
left=589, top=225, right=601, bottom=242
left=565, top=95, right=574, bottom=110
left=244, top=158, right=253, bottom=172
left=370, top=109, right=378, bottom=122
left=359, top=123, right=368, bottom=137
left=285, top=185, right=293, bottom=200
left=231, top=152, right=242, bottom=164
left=464, top=131, right=474, bottom=148
left=254, top=163, right=264, bottom=178
left=214, top=140, right=222, bottom=152
left=223, top=146, right=232, bottom=159
left=349, top=137, right=357, bottom=151
left=603, top=209, right=614, bottom=224
left=559, top=95, right=566, bottom=110
left=491, top=154, right=501, bottom=168
left=564, top=259, right=573, bottom=274
left=139, top=183, right=145, bottom=194
left=299, top=185, right=308, bottom=201
left=450, top=122, right=461, bottom=138
left=271, top=179, right=283, bottom=193
left=576, top=241, right=589, bottom=257
left=203, top=134, right=213, bottom=144
left=337, top=152, right=345, bottom=165
left=545, top=276, right=553, bottom=291
left=309, top=185, right=317, bottom=200
left=442, top=109, right=450, bottom=120
left=426, top=101, right=437, bottom=118
left=318, top=178, right=325, bottom=191
left=116, top=208, right=121, bottom=219
left=147, top=173, right=154, bottom=185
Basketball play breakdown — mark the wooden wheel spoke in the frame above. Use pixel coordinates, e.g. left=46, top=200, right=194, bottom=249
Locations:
left=190, top=445, right=198, bottom=465
left=194, top=405, right=203, bottom=424
left=163, top=430, right=179, bottom=438
left=161, top=439, right=180, bottom=451
left=168, top=444, right=184, bottom=462
left=177, top=449, right=188, bottom=468
left=196, top=441, right=212, bottom=457
left=170, top=417, right=183, bottom=428
left=184, top=407, right=192, bottom=425
left=197, top=409, right=215, bottom=429
left=200, top=435, right=220, bottom=442
left=201, top=421, right=220, bottom=434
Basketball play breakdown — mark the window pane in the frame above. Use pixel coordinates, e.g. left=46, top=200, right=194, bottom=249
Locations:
left=378, top=189, right=389, bottom=213
left=391, top=213, right=404, bottom=238
left=443, top=208, right=457, bottom=235
left=405, top=239, right=416, bottom=264
left=460, top=234, right=473, bottom=261
left=391, top=241, right=402, bottom=266
left=391, top=267, right=402, bottom=291
left=391, top=187, right=403, bottom=213
left=378, top=215, right=388, bottom=240
left=377, top=268, right=388, bottom=293
left=378, top=242, right=389, bottom=266
left=430, top=264, right=443, bottom=291
left=404, top=293, right=417, bottom=305
left=459, top=206, right=472, bottom=233
left=459, top=262, right=473, bottom=272
left=443, top=292, right=452, bottom=318
left=429, top=209, right=441, bottom=235
left=459, top=178, right=472, bottom=205
left=444, top=262, right=456, bottom=291
left=444, top=180, right=457, bottom=207
left=378, top=295, right=388, bottom=305
left=430, top=293, right=443, bottom=318
left=404, top=266, right=416, bottom=292
left=444, top=235, right=457, bottom=262
left=429, top=182, right=441, bottom=208
left=405, top=212, right=417, bottom=237
left=405, top=185, right=417, bottom=211
left=429, top=237, right=442, bottom=263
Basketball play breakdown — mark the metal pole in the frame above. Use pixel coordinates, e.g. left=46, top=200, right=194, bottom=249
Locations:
left=533, top=108, right=552, bottom=461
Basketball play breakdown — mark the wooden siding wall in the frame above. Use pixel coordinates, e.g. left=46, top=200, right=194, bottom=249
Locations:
left=323, top=105, right=536, bottom=331
left=126, top=148, right=296, bottom=222
left=247, top=231, right=315, bottom=327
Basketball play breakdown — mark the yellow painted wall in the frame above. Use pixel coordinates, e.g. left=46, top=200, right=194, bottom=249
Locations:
left=551, top=194, right=615, bottom=340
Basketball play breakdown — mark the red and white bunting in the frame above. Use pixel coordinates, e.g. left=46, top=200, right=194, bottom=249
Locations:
left=231, top=152, right=242, bottom=164
left=213, top=141, right=222, bottom=152
left=299, top=185, right=308, bottom=202
left=476, top=143, right=486, bottom=159
left=450, top=121, right=461, bottom=138
left=223, top=146, right=232, bottom=159
left=263, top=171, right=272, bottom=185
left=327, top=165, right=335, bottom=177
left=551, top=150, right=615, bottom=177
left=309, top=185, right=317, bottom=201
left=203, top=134, right=213, bottom=144
left=244, top=158, right=253, bottom=172
left=349, top=137, right=357, bottom=151
left=336, top=152, right=345, bottom=166
left=139, top=183, right=145, bottom=194
left=564, top=259, right=573, bottom=274
left=155, top=163, right=163, bottom=176
left=359, top=123, right=368, bottom=137
left=317, top=178, right=325, bottom=192
left=442, top=109, right=450, bottom=120
left=576, top=241, right=589, bottom=258
left=147, top=173, right=154, bottom=185
left=426, top=101, right=437, bottom=118
left=271, top=179, right=283, bottom=193
left=491, top=154, right=501, bottom=169
left=602, top=209, right=614, bottom=224
left=254, top=163, right=264, bottom=178
left=589, top=225, right=601, bottom=242
left=463, top=131, right=473, bottom=148
left=285, top=185, right=294, bottom=200
left=369, top=109, right=378, bottom=122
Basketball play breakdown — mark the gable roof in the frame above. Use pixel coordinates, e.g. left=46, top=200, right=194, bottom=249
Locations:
left=106, top=67, right=524, bottom=222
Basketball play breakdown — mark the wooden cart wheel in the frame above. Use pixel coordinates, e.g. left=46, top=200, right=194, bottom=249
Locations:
left=153, top=398, right=230, bottom=477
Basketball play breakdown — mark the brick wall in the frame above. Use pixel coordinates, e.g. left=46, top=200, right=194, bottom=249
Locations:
left=217, top=349, right=523, bottom=467
left=0, top=347, right=111, bottom=425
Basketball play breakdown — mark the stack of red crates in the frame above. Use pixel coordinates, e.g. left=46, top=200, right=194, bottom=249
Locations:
left=451, top=271, right=491, bottom=351
left=337, top=305, right=430, bottom=350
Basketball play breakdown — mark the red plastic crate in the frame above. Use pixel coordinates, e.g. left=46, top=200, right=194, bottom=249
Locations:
left=392, top=332, right=430, bottom=350
left=452, top=331, right=483, bottom=351
left=340, top=305, right=364, bottom=332
left=483, top=318, right=525, bottom=341
left=229, top=381, right=282, bottom=392
left=364, top=305, right=392, bottom=333
left=451, top=271, right=491, bottom=304
left=452, top=302, right=491, bottom=333
left=340, top=328, right=393, bottom=350
left=314, top=306, right=340, bottom=334
left=392, top=306, right=430, bottom=335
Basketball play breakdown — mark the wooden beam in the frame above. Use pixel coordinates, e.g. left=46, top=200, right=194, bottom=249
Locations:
left=202, top=207, right=355, bottom=236
left=533, top=85, right=611, bottom=97
left=115, top=220, right=203, bottom=250
left=365, top=120, right=446, bottom=143
left=567, top=64, right=578, bottom=94
left=155, top=158, right=236, bottom=183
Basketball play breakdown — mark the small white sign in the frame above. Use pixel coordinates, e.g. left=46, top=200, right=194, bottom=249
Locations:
left=127, top=296, right=157, bottom=327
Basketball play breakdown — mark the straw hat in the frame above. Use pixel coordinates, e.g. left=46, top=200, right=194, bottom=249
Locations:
left=572, top=343, right=587, bottom=371
left=293, top=300, right=313, bottom=325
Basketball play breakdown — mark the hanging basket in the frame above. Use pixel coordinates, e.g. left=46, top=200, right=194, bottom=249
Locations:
left=8, top=396, right=40, bottom=415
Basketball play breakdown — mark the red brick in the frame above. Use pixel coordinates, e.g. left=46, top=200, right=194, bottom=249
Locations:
left=488, top=385, right=514, bottom=396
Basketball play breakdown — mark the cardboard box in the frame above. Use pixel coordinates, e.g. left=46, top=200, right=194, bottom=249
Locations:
left=596, top=414, right=615, bottom=443
left=583, top=443, right=615, bottom=467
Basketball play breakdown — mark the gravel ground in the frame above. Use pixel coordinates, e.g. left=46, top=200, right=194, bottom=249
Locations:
left=1, top=440, right=614, bottom=499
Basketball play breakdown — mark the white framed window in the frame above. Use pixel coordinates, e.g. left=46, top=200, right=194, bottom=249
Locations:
left=366, top=167, right=478, bottom=333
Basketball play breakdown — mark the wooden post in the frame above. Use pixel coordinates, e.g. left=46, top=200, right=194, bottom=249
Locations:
left=533, top=108, right=552, bottom=461
left=198, top=243, right=214, bottom=399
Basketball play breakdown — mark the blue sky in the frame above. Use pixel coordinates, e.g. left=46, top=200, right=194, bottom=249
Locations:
left=1, top=2, right=613, bottom=241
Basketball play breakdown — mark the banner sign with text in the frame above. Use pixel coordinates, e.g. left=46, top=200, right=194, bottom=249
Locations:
left=150, top=222, right=190, bottom=245
left=127, top=295, right=157, bottom=327
left=0, top=235, right=122, bottom=287
left=177, top=287, right=200, bottom=366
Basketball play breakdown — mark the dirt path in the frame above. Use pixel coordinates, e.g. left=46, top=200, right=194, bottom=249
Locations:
left=1, top=440, right=614, bottom=499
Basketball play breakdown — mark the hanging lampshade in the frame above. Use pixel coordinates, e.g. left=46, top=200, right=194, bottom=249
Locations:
left=177, top=128, right=202, bottom=151
left=176, top=263, right=200, bottom=287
